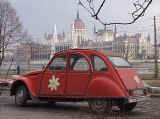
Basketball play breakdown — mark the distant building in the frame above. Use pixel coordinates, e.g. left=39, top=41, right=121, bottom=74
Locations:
left=70, top=11, right=89, bottom=48
left=16, top=43, right=32, bottom=65
left=30, top=42, right=51, bottom=64
left=50, top=10, right=89, bottom=54
left=90, top=25, right=118, bottom=55
left=138, top=34, right=153, bottom=59
left=50, top=25, right=72, bottom=55
left=94, top=29, right=114, bottom=42
left=16, top=10, right=155, bottom=67
left=113, top=33, right=153, bottom=60
left=16, top=37, right=51, bottom=66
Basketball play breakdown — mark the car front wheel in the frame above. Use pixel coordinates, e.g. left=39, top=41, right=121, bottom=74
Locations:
left=15, top=85, right=29, bottom=106
left=88, top=99, right=112, bottom=114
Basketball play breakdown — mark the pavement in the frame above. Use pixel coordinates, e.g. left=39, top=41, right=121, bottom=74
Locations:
left=1, top=76, right=160, bottom=118
left=1, top=92, right=160, bottom=119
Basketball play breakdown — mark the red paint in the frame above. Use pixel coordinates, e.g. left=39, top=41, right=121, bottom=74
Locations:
left=11, top=49, right=146, bottom=100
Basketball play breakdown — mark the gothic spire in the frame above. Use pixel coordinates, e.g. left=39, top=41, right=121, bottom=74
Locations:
left=62, top=30, right=65, bottom=38
left=147, top=33, right=151, bottom=41
left=114, top=24, right=117, bottom=41
left=77, top=10, right=80, bottom=19
left=53, top=24, right=58, bottom=43
left=53, top=24, right=57, bottom=35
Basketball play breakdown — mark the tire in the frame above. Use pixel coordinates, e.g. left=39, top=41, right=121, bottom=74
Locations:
left=88, top=99, right=112, bottom=114
left=119, top=102, right=137, bottom=113
left=47, top=100, right=56, bottom=105
left=15, top=85, right=29, bottom=106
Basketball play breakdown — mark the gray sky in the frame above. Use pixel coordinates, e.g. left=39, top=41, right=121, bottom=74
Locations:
left=10, top=0, right=160, bottom=38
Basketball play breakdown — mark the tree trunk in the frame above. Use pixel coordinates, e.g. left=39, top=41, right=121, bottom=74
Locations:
left=0, top=35, right=5, bottom=67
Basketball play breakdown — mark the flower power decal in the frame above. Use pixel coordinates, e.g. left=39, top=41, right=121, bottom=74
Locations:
left=48, top=76, right=60, bottom=91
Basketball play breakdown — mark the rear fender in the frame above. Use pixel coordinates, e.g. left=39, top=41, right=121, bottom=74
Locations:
left=87, top=77, right=127, bottom=98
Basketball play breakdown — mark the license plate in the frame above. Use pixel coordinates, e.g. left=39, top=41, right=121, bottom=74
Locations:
left=133, top=89, right=144, bottom=95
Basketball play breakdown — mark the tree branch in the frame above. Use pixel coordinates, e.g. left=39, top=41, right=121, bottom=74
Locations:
left=78, top=0, right=152, bottom=26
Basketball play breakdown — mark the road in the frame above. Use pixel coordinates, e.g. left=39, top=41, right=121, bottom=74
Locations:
left=0, top=91, right=160, bottom=119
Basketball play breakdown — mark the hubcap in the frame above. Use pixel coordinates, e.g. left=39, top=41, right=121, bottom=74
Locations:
left=90, top=100, right=108, bottom=113
left=16, top=89, right=24, bottom=104
left=89, top=100, right=112, bottom=113
left=94, top=100, right=106, bottom=110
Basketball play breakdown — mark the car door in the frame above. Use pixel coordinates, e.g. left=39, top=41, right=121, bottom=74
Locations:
left=66, top=53, right=91, bottom=96
left=39, top=54, right=67, bottom=96
left=90, top=55, right=113, bottom=84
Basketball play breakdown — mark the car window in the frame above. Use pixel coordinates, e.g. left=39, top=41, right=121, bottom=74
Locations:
left=70, top=54, right=89, bottom=71
left=91, top=55, right=108, bottom=72
left=49, top=55, right=67, bottom=71
left=107, top=56, right=131, bottom=67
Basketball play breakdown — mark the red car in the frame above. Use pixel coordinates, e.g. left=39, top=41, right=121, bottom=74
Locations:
left=10, top=49, right=148, bottom=113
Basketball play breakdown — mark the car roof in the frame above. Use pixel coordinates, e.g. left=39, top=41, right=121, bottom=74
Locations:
left=54, top=49, right=121, bottom=58
left=54, top=49, right=101, bottom=56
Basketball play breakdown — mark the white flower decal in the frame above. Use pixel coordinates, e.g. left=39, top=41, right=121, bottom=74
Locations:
left=134, top=76, right=140, bottom=84
left=48, top=76, right=60, bottom=91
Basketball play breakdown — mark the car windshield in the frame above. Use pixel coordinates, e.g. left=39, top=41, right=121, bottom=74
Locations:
left=107, top=56, right=131, bottom=67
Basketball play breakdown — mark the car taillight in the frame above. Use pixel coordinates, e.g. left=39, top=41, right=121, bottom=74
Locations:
left=128, top=90, right=133, bottom=96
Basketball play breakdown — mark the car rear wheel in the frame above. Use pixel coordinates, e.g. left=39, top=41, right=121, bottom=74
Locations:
left=119, top=102, right=137, bottom=113
left=88, top=100, right=112, bottom=114
left=15, top=85, right=29, bottom=106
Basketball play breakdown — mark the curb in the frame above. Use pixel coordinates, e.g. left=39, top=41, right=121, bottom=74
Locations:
left=150, top=94, right=160, bottom=98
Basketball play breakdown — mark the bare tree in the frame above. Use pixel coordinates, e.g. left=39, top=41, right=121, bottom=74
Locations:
left=78, top=0, right=152, bottom=26
left=0, top=0, right=22, bottom=66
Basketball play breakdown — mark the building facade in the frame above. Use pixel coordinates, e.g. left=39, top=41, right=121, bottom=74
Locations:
left=70, top=11, right=89, bottom=48
left=94, top=29, right=114, bottom=42
left=113, top=33, right=154, bottom=60
left=138, top=34, right=153, bottom=59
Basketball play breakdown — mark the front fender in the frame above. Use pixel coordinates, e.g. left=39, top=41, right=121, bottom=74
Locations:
left=11, top=77, right=38, bottom=97
left=87, top=77, right=127, bottom=98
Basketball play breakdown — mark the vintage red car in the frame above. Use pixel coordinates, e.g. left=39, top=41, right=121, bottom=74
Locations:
left=10, top=49, right=148, bottom=113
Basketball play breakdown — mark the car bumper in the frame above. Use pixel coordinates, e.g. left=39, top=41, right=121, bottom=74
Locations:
left=127, top=95, right=150, bottom=103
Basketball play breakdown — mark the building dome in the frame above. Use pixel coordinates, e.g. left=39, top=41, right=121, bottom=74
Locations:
left=73, top=11, right=85, bottom=29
